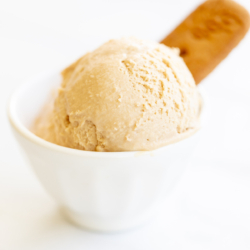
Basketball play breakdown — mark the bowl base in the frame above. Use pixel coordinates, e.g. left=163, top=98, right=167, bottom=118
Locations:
left=60, top=206, right=157, bottom=233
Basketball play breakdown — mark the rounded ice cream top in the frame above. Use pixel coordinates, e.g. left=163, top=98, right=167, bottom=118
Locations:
left=34, top=37, right=201, bottom=151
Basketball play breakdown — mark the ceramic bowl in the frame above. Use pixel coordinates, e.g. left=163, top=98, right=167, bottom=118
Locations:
left=8, top=71, right=207, bottom=232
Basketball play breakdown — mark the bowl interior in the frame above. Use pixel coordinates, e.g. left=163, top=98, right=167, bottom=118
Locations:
left=12, top=72, right=62, bottom=129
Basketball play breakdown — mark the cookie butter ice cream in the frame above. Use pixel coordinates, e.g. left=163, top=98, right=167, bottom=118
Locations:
left=33, top=37, right=200, bottom=151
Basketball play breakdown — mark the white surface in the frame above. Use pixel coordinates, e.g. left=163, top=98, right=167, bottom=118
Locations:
left=0, top=0, right=250, bottom=249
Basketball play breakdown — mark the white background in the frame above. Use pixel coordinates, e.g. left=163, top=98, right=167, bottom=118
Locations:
left=0, top=0, right=250, bottom=249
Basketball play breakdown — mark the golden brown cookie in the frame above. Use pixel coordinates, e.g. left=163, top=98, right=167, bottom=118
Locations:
left=161, top=0, right=250, bottom=84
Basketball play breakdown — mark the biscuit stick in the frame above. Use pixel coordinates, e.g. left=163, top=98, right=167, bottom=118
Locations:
left=161, top=0, right=250, bottom=84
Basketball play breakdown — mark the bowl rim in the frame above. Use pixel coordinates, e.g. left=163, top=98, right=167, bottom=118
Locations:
left=7, top=70, right=206, bottom=159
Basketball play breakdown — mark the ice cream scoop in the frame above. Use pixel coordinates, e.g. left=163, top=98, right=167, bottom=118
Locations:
left=33, top=38, right=200, bottom=152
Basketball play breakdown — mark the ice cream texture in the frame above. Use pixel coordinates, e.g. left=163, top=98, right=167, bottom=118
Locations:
left=33, top=37, right=201, bottom=151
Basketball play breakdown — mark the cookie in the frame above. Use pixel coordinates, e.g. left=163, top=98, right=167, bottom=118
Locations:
left=161, top=0, right=250, bottom=84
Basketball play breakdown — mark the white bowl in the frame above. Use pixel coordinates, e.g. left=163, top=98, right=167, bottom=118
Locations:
left=8, top=71, right=206, bottom=232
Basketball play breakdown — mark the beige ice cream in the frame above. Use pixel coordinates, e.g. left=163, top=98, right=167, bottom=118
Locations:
left=33, top=37, right=200, bottom=152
